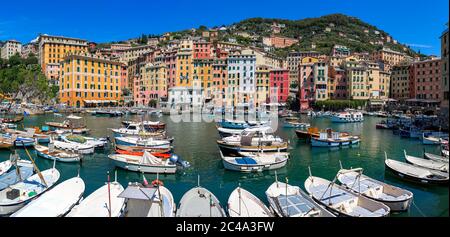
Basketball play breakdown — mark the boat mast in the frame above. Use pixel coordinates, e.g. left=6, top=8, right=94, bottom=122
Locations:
left=285, top=177, right=289, bottom=217
left=107, top=171, right=112, bottom=217
left=238, top=183, right=241, bottom=216
left=22, top=141, right=48, bottom=187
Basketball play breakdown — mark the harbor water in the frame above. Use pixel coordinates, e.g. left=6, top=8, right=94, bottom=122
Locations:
left=1, top=113, right=448, bottom=217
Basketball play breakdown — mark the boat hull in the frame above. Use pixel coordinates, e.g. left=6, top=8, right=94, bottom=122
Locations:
left=222, top=158, right=287, bottom=172
left=385, top=163, right=448, bottom=185
left=36, top=150, right=81, bottom=163
left=111, top=159, right=176, bottom=174
left=217, top=142, right=288, bottom=156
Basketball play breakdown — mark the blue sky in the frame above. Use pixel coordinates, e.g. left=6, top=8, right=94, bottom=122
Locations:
left=0, top=0, right=448, bottom=55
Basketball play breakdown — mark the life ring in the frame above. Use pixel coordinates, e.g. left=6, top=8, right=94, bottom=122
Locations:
left=151, top=179, right=164, bottom=187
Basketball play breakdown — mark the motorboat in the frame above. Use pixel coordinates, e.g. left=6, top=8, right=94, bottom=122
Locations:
left=220, top=151, right=289, bottom=172
left=108, top=151, right=177, bottom=174
left=114, top=136, right=171, bottom=149
left=53, top=140, right=95, bottom=154
left=35, top=144, right=81, bottom=163
left=331, top=111, right=364, bottom=123
left=176, top=185, right=226, bottom=217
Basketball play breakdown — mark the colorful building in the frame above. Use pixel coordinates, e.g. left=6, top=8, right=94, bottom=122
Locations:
left=262, top=35, right=299, bottom=48
left=38, top=35, right=88, bottom=82
left=409, top=58, right=441, bottom=100
left=255, top=65, right=270, bottom=107
left=193, top=41, right=212, bottom=59
left=345, top=61, right=369, bottom=100
left=226, top=52, right=256, bottom=107
left=212, top=58, right=228, bottom=106
left=390, top=64, right=410, bottom=100
left=134, top=62, right=168, bottom=106
left=298, top=57, right=319, bottom=110
left=328, top=67, right=348, bottom=100
left=59, top=53, right=122, bottom=107
left=1, top=40, right=22, bottom=60
left=175, top=49, right=193, bottom=87
left=441, top=26, right=449, bottom=116
left=270, top=68, right=289, bottom=103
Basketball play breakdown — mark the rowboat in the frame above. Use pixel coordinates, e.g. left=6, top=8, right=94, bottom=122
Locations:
left=0, top=160, right=34, bottom=191
left=119, top=182, right=175, bottom=217
left=114, top=136, right=171, bottom=149
left=220, top=151, right=289, bottom=172
left=228, top=186, right=273, bottom=217
left=404, top=150, right=448, bottom=173
left=311, top=135, right=360, bottom=147
left=108, top=151, right=177, bottom=174
left=53, top=140, right=95, bottom=154
left=35, top=144, right=81, bottom=163
left=176, top=184, right=226, bottom=217
left=266, top=179, right=335, bottom=217
left=121, top=120, right=166, bottom=130
left=115, top=147, right=171, bottom=159
left=0, top=168, right=60, bottom=215
left=0, top=115, right=24, bottom=123
left=283, top=121, right=310, bottom=128
left=422, top=134, right=443, bottom=145
left=424, top=152, right=448, bottom=163
left=0, top=136, right=14, bottom=149
left=385, top=154, right=448, bottom=185
left=336, top=167, right=413, bottom=212
left=304, top=176, right=390, bottom=217
left=61, top=134, right=108, bottom=149
left=0, top=160, right=12, bottom=176
left=13, top=137, right=35, bottom=147
left=114, top=144, right=171, bottom=154
left=11, top=176, right=85, bottom=217
left=217, top=126, right=272, bottom=138
left=67, top=181, right=125, bottom=217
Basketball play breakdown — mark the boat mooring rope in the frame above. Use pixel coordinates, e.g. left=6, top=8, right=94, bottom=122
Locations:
left=411, top=199, right=426, bottom=217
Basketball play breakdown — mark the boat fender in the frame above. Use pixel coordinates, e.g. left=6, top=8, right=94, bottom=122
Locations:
left=152, top=179, right=164, bottom=187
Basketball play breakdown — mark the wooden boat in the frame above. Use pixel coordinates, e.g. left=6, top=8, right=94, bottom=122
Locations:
left=114, top=144, right=171, bottom=154
left=336, top=167, right=413, bottom=212
left=0, top=160, right=12, bottom=176
left=304, top=176, right=390, bottom=217
left=67, top=181, right=125, bottom=217
left=0, top=136, right=14, bottom=149
left=114, top=136, right=171, bottom=149
left=53, top=140, right=95, bottom=154
left=424, top=152, right=448, bottom=163
left=115, top=147, right=171, bottom=159
left=35, top=144, right=81, bottom=163
left=0, top=115, right=24, bottom=123
left=0, top=168, right=60, bottom=215
left=217, top=126, right=272, bottom=138
left=11, top=176, right=85, bottom=217
left=108, top=151, right=177, bottom=174
left=46, top=115, right=89, bottom=134
left=122, top=120, right=166, bottom=130
left=0, top=160, right=34, bottom=191
left=266, top=180, right=335, bottom=217
left=13, top=137, right=35, bottom=147
left=119, top=182, right=175, bottom=217
left=220, top=151, right=289, bottom=172
left=385, top=154, right=449, bottom=185
left=176, top=181, right=226, bottom=217
left=227, top=186, right=273, bottom=217
left=404, top=150, right=448, bottom=173
left=295, top=127, right=350, bottom=140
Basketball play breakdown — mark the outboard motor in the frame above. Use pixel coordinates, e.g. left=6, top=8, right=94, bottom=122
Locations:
left=170, top=154, right=191, bottom=168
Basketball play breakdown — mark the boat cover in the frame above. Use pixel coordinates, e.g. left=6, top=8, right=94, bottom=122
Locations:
left=235, top=157, right=257, bottom=165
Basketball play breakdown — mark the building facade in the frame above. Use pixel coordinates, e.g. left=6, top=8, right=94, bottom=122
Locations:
left=390, top=64, right=410, bottom=100
left=409, top=58, right=441, bottom=100
left=269, top=68, right=289, bottom=103
left=441, top=27, right=449, bottom=116
left=1, top=40, right=22, bottom=60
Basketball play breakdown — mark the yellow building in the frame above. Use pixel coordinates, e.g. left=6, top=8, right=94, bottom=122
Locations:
left=175, top=49, right=193, bottom=87
left=59, top=53, right=122, bottom=108
left=193, top=58, right=213, bottom=99
left=380, top=71, right=391, bottom=99
left=38, top=35, right=88, bottom=81
left=255, top=65, right=270, bottom=107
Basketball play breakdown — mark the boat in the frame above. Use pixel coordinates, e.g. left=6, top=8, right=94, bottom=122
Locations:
left=424, top=152, right=449, bottom=163
left=266, top=179, right=335, bottom=217
left=45, top=115, right=90, bottom=134
left=0, top=115, right=24, bottom=123
left=336, top=167, right=413, bottom=212
left=331, top=111, right=364, bottom=123
left=304, top=175, right=390, bottom=217
left=376, top=122, right=390, bottom=129
left=114, top=136, right=171, bottom=149
left=61, top=134, right=108, bottom=149
left=227, top=186, right=273, bottom=217
left=13, top=137, right=35, bottom=147
left=35, top=144, right=81, bottom=163
left=108, top=151, right=177, bottom=174
left=0, top=136, right=14, bottom=149
left=310, top=129, right=360, bottom=147
left=404, top=150, right=448, bottom=173
left=0, top=167, right=60, bottom=215
left=283, top=121, right=310, bottom=128
left=53, top=140, right=95, bottom=154
left=217, top=129, right=288, bottom=156
left=217, top=125, right=272, bottom=138
left=422, top=133, right=445, bottom=145
left=176, top=178, right=226, bottom=217
left=122, top=120, right=166, bottom=130
left=114, top=147, right=171, bottom=159
left=67, top=178, right=125, bottom=217
left=295, top=127, right=351, bottom=140
left=385, top=153, right=449, bottom=185
left=114, top=144, right=171, bottom=154
left=94, top=110, right=123, bottom=117
left=0, top=159, right=34, bottom=191
left=217, top=119, right=267, bottom=129
left=220, top=151, right=289, bottom=172
left=0, top=160, right=12, bottom=176
left=11, top=176, right=85, bottom=217
left=119, top=181, right=175, bottom=217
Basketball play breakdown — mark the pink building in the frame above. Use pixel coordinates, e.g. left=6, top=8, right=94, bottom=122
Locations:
left=328, top=67, right=348, bottom=99
left=120, top=64, right=128, bottom=90
left=163, top=50, right=177, bottom=88
left=269, top=69, right=289, bottom=103
left=409, top=58, right=441, bottom=100
left=193, top=41, right=212, bottom=59
left=298, top=59, right=317, bottom=110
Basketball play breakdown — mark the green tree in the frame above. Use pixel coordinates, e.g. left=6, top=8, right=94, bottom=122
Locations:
left=148, top=99, right=157, bottom=108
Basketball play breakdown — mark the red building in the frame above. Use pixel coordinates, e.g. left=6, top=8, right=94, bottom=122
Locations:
left=328, top=67, right=348, bottom=99
left=409, top=58, right=441, bottom=100
left=269, top=68, right=289, bottom=103
left=193, top=41, right=211, bottom=59
left=120, top=64, right=128, bottom=90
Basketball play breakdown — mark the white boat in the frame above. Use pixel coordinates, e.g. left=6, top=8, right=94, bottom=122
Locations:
left=304, top=176, right=390, bottom=217
left=53, top=140, right=95, bottom=154
left=217, top=129, right=288, bottom=155
left=61, top=135, right=108, bottom=149
left=108, top=151, right=177, bottom=174
left=385, top=154, right=448, bottom=185
left=114, top=136, right=171, bottom=149
left=266, top=180, right=335, bottom=217
left=35, top=144, right=81, bottom=163
left=336, top=167, right=413, bottom=212
left=311, top=132, right=360, bottom=147
left=11, top=176, right=85, bottom=217
left=422, top=132, right=444, bottom=145
left=0, top=159, right=34, bottom=191
left=176, top=177, right=226, bottom=217
left=424, top=152, right=448, bottom=163
left=0, top=168, right=60, bottom=215
left=220, top=151, right=289, bottom=172
left=67, top=181, right=125, bottom=217
left=118, top=182, right=176, bottom=217
left=331, top=111, right=364, bottom=123
left=227, top=186, right=273, bottom=217
left=404, top=150, right=448, bottom=173
left=0, top=160, right=12, bottom=176
left=217, top=126, right=272, bottom=138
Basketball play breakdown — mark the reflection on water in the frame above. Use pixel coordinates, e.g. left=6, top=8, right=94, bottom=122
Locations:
left=0, top=113, right=448, bottom=217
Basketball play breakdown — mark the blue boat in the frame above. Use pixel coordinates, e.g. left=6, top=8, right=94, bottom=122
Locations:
left=13, top=137, right=35, bottom=147
left=217, top=119, right=266, bottom=129
left=0, top=161, right=34, bottom=191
